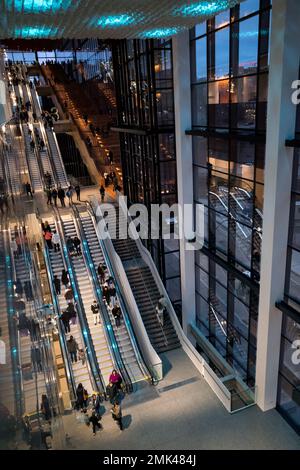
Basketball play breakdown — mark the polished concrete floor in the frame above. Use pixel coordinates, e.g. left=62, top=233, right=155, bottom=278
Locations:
left=53, top=348, right=300, bottom=450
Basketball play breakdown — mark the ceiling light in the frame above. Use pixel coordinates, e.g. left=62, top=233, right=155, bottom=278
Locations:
left=95, top=14, right=141, bottom=28
left=174, top=1, right=231, bottom=17
left=141, top=27, right=182, bottom=39
left=14, top=26, right=59, bottom=37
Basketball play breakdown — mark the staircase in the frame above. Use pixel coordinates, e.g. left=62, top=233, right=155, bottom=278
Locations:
left=104, top=205, right=181, bottom=354
left=78, top=210, right=145, bottom=384
left=61, top=214, right=114, bottom=385
left=45, top=129, right=69, bottom=188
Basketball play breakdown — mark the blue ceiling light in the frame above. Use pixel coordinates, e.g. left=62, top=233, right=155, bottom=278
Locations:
left=11, top=0, right=73, bottom=13
left=174, top=1, right=230, bottom=17
left=141, top=27, right=181, bottom=39
left=14, top=26, right=59, bottom=38
left=95, top=13, right=141, bottom=28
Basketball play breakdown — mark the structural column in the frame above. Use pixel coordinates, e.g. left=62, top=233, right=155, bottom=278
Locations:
left=256, top=0, right=300, bottom=411
left=172, top=31, right=196, bottom=339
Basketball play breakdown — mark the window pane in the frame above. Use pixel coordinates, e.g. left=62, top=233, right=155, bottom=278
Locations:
left=193, top=136, right=207, bottom=167
left=238, top=15, right=259, bottom=75
left=215, top=10, right=230, bottom=29
left=194, top=166, right=208, bottom=205
left=192, top=83, right=207, bottom=126
left=191, top=37, right=207, bottom=83
left=208, top=80, right=229, bottom=128
left=230, top=141, right=255, bottom=180
left=231, top=76, right=257, bottom=129
left=239, top=0, right=260, bottom=18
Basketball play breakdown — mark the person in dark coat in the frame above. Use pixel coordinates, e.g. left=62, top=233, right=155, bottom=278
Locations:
left=14, top=279, right=23, bottom=297
left=97, top=263, right=106, bottom=284
left=41, top=395, right=51, bottom=422
left=61, top=269, right=69, bottom=288
left=60, top=310, right=71, bottom=333
left=66, top=237, right=75, bottom=256
left=51, top=188, right=58, bottom=207
left=67, top=335, right=78, bottom=362
left=73, top=236, right=81, bottom=256
left=89, top=410, right=101, bottom=435
left=24, top=281, right=34, bottom=301
left=31, top=346, right=42, bottom=372
left=74, top=185, right=80, bottom=201
left=53, top=275, right=61, bottom=295
left=25, top=182, right=33, bottom=197
left=112, top=304, right=122, bottom=328
left=58, top=187, right=65, bottom=207
left=76, top=383, right=85, bottom=410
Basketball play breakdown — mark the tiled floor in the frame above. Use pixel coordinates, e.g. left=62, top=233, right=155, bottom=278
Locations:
left=53, top=349, right=300, bottom=450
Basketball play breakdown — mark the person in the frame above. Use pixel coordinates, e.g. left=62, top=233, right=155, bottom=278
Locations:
left=31, top=346, right=42, bottom=372
left=44, top=230, right=53, bottom=249
left=76, top=383, right=85, bottom=410
left=109, top=369, right=122, bottom=390
left=97, top=263, right=106, bottom=284
left=46, top=188, right=52, bottom=205
left=39, top=139, right=45, bottom=151
left=25, top=182, right=33, bottom=198
left=109, top=283, right=117, bottom=307
left=53, top=275, right=61, bottom=295
left=58, top=187, right=65, bottom=207
left=99, top=185, right=105, bottom=202
left=60, top=310, right=71, bottom=333
left=89, top=410, right=101, bottom=436
left=61, top=269, right=69, bottom=288
left=64, top=286, right=74, bottom=302
left=66, top=186, right=74, bottom=205
left=91, top=300, right=101, bottom=326
left=14, top=279, right=23, bottom=297
left=73, top=236, right=81, bottom=256
left=51, top=188, right=58, bottom=207
left=112, top=304, right=122, bottom=328
left=66, top=236, right=75, bottom=256
left=52, top=230, right=60, bottom=252
left=102, top=283, right=110, bottom=305
left=11, top=238, right=18, bottom=257
left=30, top=139, right=35, bottom=151
left=108, top=149, right=113, bottom=166
left=78, top=348, right=86, bottom=366
left=24, top=281, right=33, bottom=301
left=43, top=220, right=52, bottom=233
left=155, top=297, right=166, bottom=327
left=41, top=395, right=51, bottom=422
left=91, top=394, right=102, bottom=418
left=75, top=184, right=81, bottom=201
left=44, top=172, right=52, bottom=189
left=111, top=401, right=123, bottom=431
left=67, top=335, right=78, bottom=363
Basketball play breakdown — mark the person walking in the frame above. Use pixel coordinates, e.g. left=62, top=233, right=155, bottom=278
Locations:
left=53, top=275, right=61, bottom=295
left=111, top=401, right=123, bottom=431
left=60, top=310, right=71, bottom=334
left=75, top=184, right=81, bottom=201
left=42, top=220, right=52, bottom=233
left=24, top=281, right=34, bottom=301
left=14, top=278, right=23, bottom=297
left=75, top=383, right=85, bottom=410
left=91, top=300, right=101, bottom=326
left=99, top=185, right=105, bottom=203
left=73, top=236, right=82, bottom=256
left=66, top=186, right=74, bottom=205
left=109, top=283, right=117, bottom=307
left=41, top=395, right=51, bottom=422
left=52, top=230, right=60, bottom=252
left=102, top=283, right=110, bottom=305
left=89, top=411, right=102, bottom=436
left=51, top=188, right=58, bottom=207
left=66, top=236, right=75, bottom=256
left=64, top=286, right=74, bottom=302
left=25, top=182, right=33, bottom=198
left=44, top=230, right=53, bottom=249
left=46, top=188, right=52, bottom=205
left=112, top=303, right=122, bottom=328
left=67, top=335, right=78, bottom=363
left=58, top=187, right=65, bottom=207
left=92, top=394, right=102, bottom=418
left=61, top=269, right=69, bottom=288
left=97, top=263, right=106, bottom=284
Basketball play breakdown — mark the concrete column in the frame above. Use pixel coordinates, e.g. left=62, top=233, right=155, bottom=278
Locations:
left=172, top=32, right=196, bottom=339
left=256, top=0, right=300, bottom=411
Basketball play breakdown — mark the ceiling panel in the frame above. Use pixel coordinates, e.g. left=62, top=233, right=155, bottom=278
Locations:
left=1, top=0, right=244, bottom=39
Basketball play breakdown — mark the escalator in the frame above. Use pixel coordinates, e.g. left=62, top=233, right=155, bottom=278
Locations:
left=44, top=129, right=69, bottom=189
left=44, top=217, right=94, bottom=396
left=9, top=225, right=47, bottom=414
left=76, top=207, right=148, bottom=385
left=21, top=124, right=43, bottom=192
left=59, top=213, right=115, bottom=386
left=103, top=203, right=180, bottom=354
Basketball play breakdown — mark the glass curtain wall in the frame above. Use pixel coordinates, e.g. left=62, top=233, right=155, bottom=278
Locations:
left=190, top=0, right=271, bottom=385
left=112, top=38, right=181, bottom=309
left=278, top=72, right=300, bottom=434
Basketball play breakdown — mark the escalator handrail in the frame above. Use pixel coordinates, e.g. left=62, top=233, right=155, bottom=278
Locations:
left=53, top=208, right=105, bottom=395
left=86, top=201, right=154, bottom=385
left=2, top=223, right=24, bottom=418
left=72, top=204, right=133, bottom=394
left=41, top=236, right=77, bottom=400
